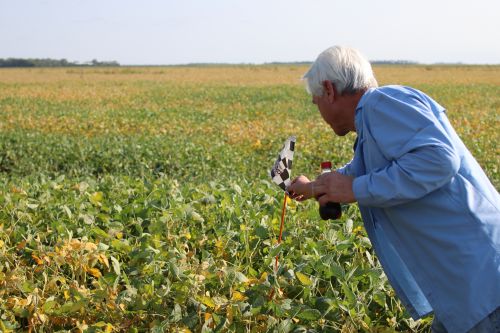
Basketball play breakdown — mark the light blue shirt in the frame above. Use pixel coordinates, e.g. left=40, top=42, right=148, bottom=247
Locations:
left=338, top=86, right=500, bottom=333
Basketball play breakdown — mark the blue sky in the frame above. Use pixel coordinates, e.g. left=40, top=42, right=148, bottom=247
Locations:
left=1, top=0, right=499, bottom=65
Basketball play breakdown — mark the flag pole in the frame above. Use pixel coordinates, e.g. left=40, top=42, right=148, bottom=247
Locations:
left=275, top=192, right=288, bottom=272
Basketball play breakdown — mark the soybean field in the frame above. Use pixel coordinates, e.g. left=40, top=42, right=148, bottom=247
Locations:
left=0, top=65, right=498, bottom=332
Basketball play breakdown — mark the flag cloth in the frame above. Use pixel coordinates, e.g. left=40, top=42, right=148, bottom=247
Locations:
left=270, top=136, right=296, bottom=192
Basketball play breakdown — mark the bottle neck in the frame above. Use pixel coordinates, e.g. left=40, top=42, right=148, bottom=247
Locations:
left=320, top=161, right=332, bottom=174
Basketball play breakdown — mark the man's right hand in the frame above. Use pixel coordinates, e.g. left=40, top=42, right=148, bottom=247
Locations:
left=287, top=175, right=314, bottom=201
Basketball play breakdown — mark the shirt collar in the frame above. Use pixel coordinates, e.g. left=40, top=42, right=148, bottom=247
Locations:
left=354, top=87, right=376, bottom=133
left=356, top=87, right=376, bottom=112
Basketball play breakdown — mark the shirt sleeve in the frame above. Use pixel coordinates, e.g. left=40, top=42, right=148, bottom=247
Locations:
left=353, top=89, right=460, bottom=208
left=337, top=159, right=356, bottom=176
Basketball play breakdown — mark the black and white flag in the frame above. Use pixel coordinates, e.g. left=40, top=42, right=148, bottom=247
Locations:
left=270, top=136, right=296, bottom=192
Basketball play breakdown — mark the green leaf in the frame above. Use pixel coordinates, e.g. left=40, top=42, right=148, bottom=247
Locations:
left=190, top=210, right=204, bottom=222
left=57, top=301, right=85, bottom=314
left=277, top=319, right=293, bottom=333
left=254, top=225, right=269, bottom=239
left=42, top=300, right=58, bottom=313
left=269, top=243, right=283, bottom=257
left=314, top=297, right=335, bottom=314
left=373, top=291, right=386, bottom=307
left=110, top=256, right=121, bottom=276
left=91, top=227, right=110, bottom=239
left=234, top=271, right=249, bottom=283
left=330, top=263, right=345, bottom=279
left=62, top=205, right=72, bottom=219
left=297, top=308, right=321, bottom=321
left=341, top=282, right=356, bottom=305
left=232, top=184, right=242, bottom=195
left=20, top=281, right=35, bottom=293
left=336, top=240, right=352, bottom=251
left=111, top=239, right=132, bottom=252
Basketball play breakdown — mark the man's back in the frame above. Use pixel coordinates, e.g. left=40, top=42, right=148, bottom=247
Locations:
left=350, top=86, right=500, bottom=333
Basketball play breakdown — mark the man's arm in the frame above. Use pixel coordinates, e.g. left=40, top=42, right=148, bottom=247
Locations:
left=353, top=141, right=459, bottom=207
left=353, top=89, right=460, bottom=208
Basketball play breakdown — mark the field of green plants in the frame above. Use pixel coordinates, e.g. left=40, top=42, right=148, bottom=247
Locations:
left=0, top=65, right=498, bottom=332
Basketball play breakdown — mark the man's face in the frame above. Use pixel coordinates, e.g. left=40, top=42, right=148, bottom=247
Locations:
left=312, top=94, right=350, bottom=136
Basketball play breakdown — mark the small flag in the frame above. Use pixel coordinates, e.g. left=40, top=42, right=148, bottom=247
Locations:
left=270, top=136, right=296, bottom=192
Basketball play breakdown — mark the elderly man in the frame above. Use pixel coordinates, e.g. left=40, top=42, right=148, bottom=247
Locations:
left=287, top=46, right=500, bottom=333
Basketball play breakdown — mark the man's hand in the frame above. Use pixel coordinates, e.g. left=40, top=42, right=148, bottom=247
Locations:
left=314, top=171, right=356, bottom=204
left=287, top=175, right=313, bottom=201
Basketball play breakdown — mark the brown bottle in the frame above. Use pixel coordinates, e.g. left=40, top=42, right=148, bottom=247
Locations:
left=318, top=161, right=342, bottom=220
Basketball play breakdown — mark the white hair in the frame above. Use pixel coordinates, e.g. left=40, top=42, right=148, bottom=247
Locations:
left=303, top=46, right=378, bottom=96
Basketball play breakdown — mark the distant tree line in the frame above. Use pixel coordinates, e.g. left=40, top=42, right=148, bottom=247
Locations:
left=262, top=60, right=419, bottom=66
left=259, top=60, right=419, bottom=66
left=371, top=60, right=418, bottom=65
left=0, top=58, right=120, bottom=67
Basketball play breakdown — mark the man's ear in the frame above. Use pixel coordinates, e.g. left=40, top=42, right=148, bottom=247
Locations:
left=322, top=80, right=335, bottom=103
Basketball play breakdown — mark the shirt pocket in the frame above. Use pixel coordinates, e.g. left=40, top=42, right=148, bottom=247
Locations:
left=361, top=135, right=391, bottom=172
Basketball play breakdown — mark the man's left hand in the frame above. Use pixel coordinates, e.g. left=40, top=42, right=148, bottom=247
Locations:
left=314, top=171, right=356, bottom=204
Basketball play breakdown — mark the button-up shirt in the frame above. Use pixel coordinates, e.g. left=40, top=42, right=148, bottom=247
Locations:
left=338, top=86, right=500, bottom=333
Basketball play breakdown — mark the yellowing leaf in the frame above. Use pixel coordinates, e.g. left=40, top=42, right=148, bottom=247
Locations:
left=83, top=241, right=98, bottom=251
left=99, top=253, right=109, bottom=268
left=295, top=271, right=312, bottom=286
left=353, top=226, right=363, bottom=234
left=94, top=322, right=109, bottom=328
left=94, top=321, right=114, bottom=333
left=32, top=254, right=44, bottom=265
left=226, top=305, right=234, bottom=323
left=90, top=191, right=104, bottom=205
left=177, top=328, right=192, bottom=333
left=87, top=267, right=102, bottom=278
left=10, top=186, right=26, bottom=194
left=16, top=240, right=26, bottom=250
left=231, top=291, right=247, bottom=301
left=198, top=295, right=215, bottom=308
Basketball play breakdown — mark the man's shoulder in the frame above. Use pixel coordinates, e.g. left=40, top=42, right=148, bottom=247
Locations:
left=359, top=85, right=407, bottom=108
left=364, top=85, right=439, bottom=111
left=359, top=85, right=410, bottom=111
left=357, top=85, right=444, bottom=126
left=374, top=85, right=426, bottom=99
